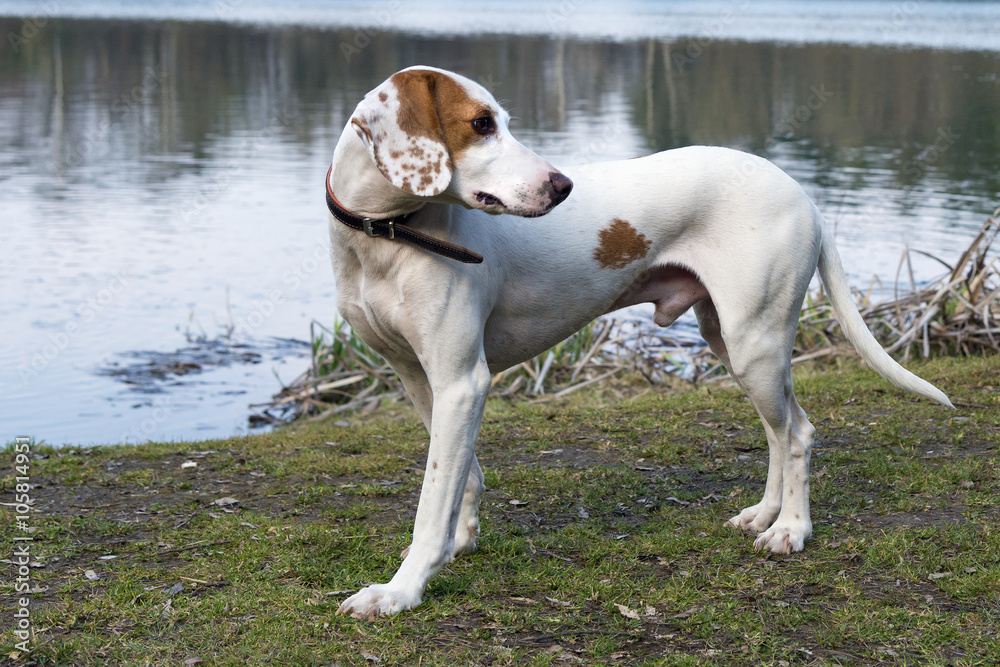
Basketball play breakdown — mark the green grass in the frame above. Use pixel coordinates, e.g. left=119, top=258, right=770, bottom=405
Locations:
left=2, top=355, right=998, bottom=666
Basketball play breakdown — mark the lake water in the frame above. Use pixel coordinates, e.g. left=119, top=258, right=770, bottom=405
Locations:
left=1, top=2, right=998, bottom=445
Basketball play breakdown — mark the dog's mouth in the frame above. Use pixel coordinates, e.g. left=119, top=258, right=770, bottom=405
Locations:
left=472, top=191, right=558, bottom=218
left=475, top=191, right=505, bottom=210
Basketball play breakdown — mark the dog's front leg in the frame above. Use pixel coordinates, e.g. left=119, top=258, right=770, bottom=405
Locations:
left=338, top=358, right=492, bottom=619
left=395, top=361, right=486, bottom=562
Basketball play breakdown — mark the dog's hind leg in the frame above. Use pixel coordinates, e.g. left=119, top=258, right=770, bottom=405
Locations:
left=694, top=299, right=731, bottom=370
left=756, top=395, right=815, bottom=554
left=696, top=299, right=789, bottom=536
left=713, top=312, right=815, bottom=553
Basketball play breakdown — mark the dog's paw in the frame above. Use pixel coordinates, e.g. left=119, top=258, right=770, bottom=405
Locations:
left=337, top=583, right=422, bottom=620
left=752, top=519, right=812, bottom=554
left=725, top=502, right=780, bottom=534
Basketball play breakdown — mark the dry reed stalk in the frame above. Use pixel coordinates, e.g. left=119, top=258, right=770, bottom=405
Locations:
left=797, top=209, right=998, bottom=361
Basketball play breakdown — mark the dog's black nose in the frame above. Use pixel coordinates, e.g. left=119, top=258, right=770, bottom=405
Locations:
left=548, top=171, right=573, bottom=202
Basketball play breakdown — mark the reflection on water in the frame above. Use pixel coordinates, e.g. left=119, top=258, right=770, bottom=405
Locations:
left=1, top=18, right=998, bottom=444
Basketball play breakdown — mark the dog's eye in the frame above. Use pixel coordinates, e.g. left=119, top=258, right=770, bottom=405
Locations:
left=471, top=116, right=496, bottom=135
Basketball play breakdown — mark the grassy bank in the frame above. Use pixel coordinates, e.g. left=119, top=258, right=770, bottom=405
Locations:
left=2, top=355, right=999, bottom=666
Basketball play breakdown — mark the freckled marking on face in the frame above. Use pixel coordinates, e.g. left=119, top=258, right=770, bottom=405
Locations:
left=378, top=91, right=388, bottom=103
left=389, top=150, right=403, bottom=159
left=593, top=218, right=651, bottom=269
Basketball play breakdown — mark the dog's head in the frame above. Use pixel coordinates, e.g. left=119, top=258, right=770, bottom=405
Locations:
left=349, top=66, right=572, bottom=217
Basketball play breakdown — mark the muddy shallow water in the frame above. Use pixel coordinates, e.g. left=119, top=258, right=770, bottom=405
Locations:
left=1, top=3, right=998, bottom=445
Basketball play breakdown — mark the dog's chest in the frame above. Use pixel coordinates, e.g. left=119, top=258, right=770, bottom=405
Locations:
left=338, top=286, right=420, bottom=365
left=329, top=251, right=420, bottom=365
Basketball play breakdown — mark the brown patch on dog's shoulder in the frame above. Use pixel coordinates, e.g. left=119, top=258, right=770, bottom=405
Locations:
left=593, top=218, right=652, bottom=269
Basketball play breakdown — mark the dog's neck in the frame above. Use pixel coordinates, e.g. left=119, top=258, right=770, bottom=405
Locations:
left=330, top=126, right=426, bottom=220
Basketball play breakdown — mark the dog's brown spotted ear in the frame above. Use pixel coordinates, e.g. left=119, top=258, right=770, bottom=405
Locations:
left=350, top=71, right=453, bottom=197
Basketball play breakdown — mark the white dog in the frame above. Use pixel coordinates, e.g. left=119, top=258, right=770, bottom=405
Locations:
left=326, top=66, right=952, bottom=619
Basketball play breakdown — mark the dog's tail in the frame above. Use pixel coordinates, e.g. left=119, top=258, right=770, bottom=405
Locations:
left=815, top=214, right=954, bottom=408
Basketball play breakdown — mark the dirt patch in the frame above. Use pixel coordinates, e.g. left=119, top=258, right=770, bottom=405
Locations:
left=865, top=506, right=967, bottom=529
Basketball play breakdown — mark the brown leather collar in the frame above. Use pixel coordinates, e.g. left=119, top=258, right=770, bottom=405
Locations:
left=325, top=166, right=483, bottom=264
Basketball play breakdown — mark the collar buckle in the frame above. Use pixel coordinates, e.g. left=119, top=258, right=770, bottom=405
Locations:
left=362, top=218, right=394, bottom=239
